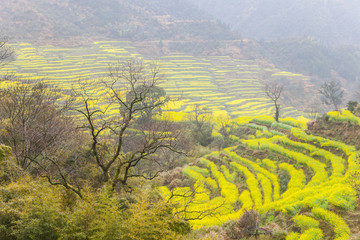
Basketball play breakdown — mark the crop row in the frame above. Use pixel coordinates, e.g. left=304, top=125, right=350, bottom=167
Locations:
left=327, top=110, right=360, bottom=126
left=275, top=136, right=345, bottom=178
left=242, top=138, right=328, bottom=186
left=291, top=128, right=360, bottom=175
left=279, top=162, right=306, bottom=197
left=159, top=116, right=356, bottom=237
left=224, top=150, right=280, bottom=201
left=2, top=42, right=306, bottom=119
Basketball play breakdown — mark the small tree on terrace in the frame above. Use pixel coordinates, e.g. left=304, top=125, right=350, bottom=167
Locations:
left=72, top=59, right=182, bottom=191
left=187, top=105, right=214, bottom=147
left=319, top=80, right=344, bottom=112
left=263, top=81, right=284, bottom=122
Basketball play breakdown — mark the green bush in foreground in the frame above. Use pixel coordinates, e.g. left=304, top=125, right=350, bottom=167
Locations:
left=0, top=178, right=189, bottom=240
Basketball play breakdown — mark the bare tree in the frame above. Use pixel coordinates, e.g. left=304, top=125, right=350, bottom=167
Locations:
left=263, top=81, right=284, bottom=122
left=0, top=36, right=15, bottom=80
left=319, top=80, right=344, bottom=112
left=166, top=183, right=225, bottom=221
left=72, top=59, right=182, bottom=191
left=0, top=36, right=14, bottom=66
left=0, top=80, right=85, bottom=197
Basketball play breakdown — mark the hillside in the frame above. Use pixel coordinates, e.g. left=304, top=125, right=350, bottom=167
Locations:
left=2, top=0, right=360, bottom=99
left=1, top=1, right=360, bottom=239
left=0, top=0, right=238, bottom=46
left=0, top=41, right=317, bottom=119
left=258, top=38, right=360, bottom=88
left=190, top=0, right=360, bottom=45
left=160, top=112, right=360, bottom=238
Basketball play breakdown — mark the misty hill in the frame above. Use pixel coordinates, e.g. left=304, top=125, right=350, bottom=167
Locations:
left=2, top=0, right=360, bottom=98
left=190, top=0, right=360, bottom=45
left=258, top=38, right=360, bottom=88
left=0, top=0, right=237, bottom=45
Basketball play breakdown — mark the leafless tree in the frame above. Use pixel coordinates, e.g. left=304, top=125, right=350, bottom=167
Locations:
left=0, top=80, right=85, bottom=198
left=0, top=36, right=15, bottom=80
left=263, top=81, right=284, bottom=122
left=166, top=183, right=225, bottom=221
left=72, top=59, right=183, bottom=191
left=0, top=36, right=14, bottom=66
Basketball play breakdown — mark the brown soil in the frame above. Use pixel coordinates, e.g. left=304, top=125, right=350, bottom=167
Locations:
left=313, top=121, right=360, bottom=150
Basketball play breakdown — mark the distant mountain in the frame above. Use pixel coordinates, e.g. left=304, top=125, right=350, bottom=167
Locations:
left=0, top=0, right=238, bottom=45
left=259, top=37, right=360, bottom=85
left=190, top=0, right=360, bottom=45
left=2, top=0, right=360, bottom=96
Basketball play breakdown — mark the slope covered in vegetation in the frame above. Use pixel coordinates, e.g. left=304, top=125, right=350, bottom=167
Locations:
left=160, top=114, right=360, bottom=239
left=0, top=0, right=237, bottom=45
left=0, top=41, right=310, bottom=118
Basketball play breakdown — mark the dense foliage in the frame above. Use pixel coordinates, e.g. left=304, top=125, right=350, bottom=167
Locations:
left=0, top=0, right=238, bottom=44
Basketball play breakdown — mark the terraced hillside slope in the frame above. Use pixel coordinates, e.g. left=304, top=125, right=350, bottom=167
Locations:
left=160, top=114, right=360, bottom=239
left=0, top=42, right=312, bottom=118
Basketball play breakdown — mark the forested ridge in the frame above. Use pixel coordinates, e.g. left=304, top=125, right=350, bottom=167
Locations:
left=0, top=0, right=237, bottom=45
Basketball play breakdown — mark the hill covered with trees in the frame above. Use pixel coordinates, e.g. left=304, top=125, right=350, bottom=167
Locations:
left=0, top=0, right=238, bottom=46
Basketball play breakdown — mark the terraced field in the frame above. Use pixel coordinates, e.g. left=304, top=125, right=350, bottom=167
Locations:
left=159, top=116, right=360, bottom=239
left=1, top=41, right=308, bottom=118
left=2, top=41, right=359, bottom=238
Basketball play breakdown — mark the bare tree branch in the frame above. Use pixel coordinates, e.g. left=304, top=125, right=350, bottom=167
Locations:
left=0, top=36, right=14, bottom=67
left=167, top=183, right=227, bottom=221
left=263, top=80, right=284, bottom=122
left=72, top=58, right=184, bottom=192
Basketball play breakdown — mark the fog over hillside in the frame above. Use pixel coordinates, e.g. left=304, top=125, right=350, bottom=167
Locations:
left=1, top=0, right=360, bottom=97
left=190, top=0, right=360, bottom=45
left=3, top=0, right=360, bottom=45
left=0, top=0, right=237, bottom=45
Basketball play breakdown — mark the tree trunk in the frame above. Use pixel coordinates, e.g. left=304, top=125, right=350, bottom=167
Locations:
left=275, top=104, right=280, bottom=122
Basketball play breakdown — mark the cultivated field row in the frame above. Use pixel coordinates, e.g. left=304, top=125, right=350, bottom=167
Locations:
left=160, top=116, right=359, bottom=239
left=1, top=41, right=308, bottom=118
